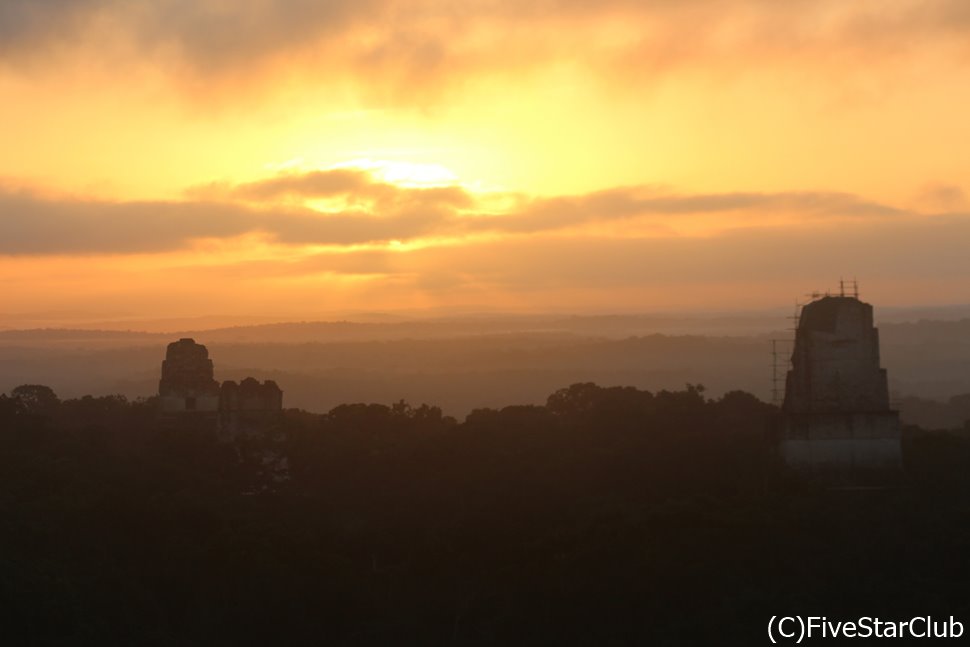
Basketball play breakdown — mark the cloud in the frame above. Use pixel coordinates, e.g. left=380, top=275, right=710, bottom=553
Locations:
left=0, top=0, right=113, bottom=55
left=392, top=213, right=970, bottom=295
left=0, top=176, right=921, bottom=255
left=484, top=188, right=906, bottom=234
left=3, top=175, right=969, bottom=318
left=913, top=183, right=970, bottom=213
left=4, top=1, right=970, bottom=102
left=0, top=0, right=381, bottom=64
left=222, top=169, right=372, bottom=201
left=164, top=210, right=970, bottom=314
left=0, top=187, right=445, bottom=254
left=221, top=169, right=474, bottom=209
left=175, top=248, right=397, bottom=281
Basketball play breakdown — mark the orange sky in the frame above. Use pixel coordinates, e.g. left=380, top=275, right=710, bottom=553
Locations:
left=2, top=0, right=970, bottom=327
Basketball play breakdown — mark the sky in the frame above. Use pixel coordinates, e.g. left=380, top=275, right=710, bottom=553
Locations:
left=2, top=0, right=970, bottom=327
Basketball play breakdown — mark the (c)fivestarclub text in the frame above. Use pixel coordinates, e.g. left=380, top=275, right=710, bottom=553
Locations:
left=768, top=616, right=964, bottom=642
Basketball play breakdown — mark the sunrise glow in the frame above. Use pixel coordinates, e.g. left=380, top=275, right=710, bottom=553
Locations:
left=2, top=0, right=970, bottom=328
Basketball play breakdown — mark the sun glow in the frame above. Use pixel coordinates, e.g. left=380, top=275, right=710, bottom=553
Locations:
left=4, top=0, right=970, bottom=325
left=332, top=159, right=460, bottom=188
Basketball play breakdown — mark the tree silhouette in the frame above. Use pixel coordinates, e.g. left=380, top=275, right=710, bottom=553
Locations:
left=4, top=381, right=970, bottom=645
left=10, top=384, right=60, bottom=416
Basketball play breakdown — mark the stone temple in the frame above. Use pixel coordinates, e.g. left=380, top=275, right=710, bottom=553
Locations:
left=158, top=338, right=282, bottom=435
left=781, top=295, right=901, bottom=480
left=158, top=338, right=220, bottom=418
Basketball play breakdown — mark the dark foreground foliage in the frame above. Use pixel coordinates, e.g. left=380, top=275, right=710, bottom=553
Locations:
left=1, top=384, right=968, bottom=645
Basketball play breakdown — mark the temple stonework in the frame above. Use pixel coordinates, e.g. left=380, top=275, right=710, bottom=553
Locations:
left=781, top=295, right=901, bottom=480
left=219, top=377, right=283, bottom=435
left=158, top=338, right=282, bottom=435
left=158, top=338, right=220, bottom=418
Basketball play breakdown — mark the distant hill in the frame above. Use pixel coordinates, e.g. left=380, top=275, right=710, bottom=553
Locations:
left=2, top=314, right=970, bottom=418
left=0, top=328, right=160, bottom=341
left=0, top=312, right=792, bottom=345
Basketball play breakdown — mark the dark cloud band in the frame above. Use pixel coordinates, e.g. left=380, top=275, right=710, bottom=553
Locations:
left=0, top=174, right=923, bottom=255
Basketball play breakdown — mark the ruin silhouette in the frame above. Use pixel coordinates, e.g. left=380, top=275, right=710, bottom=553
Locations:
left=158, top=338, right=221, bottom=425
left=158, top=338, right=282, bottom=434
left=781, top=294, right=901, bottom=480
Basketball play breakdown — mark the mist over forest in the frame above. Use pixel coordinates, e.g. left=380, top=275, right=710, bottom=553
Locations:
left=3, top=305, right=969, bottom=644
left=3, top=311, right=970, bottom=428
left=4, top=353, right=970, bottom=643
